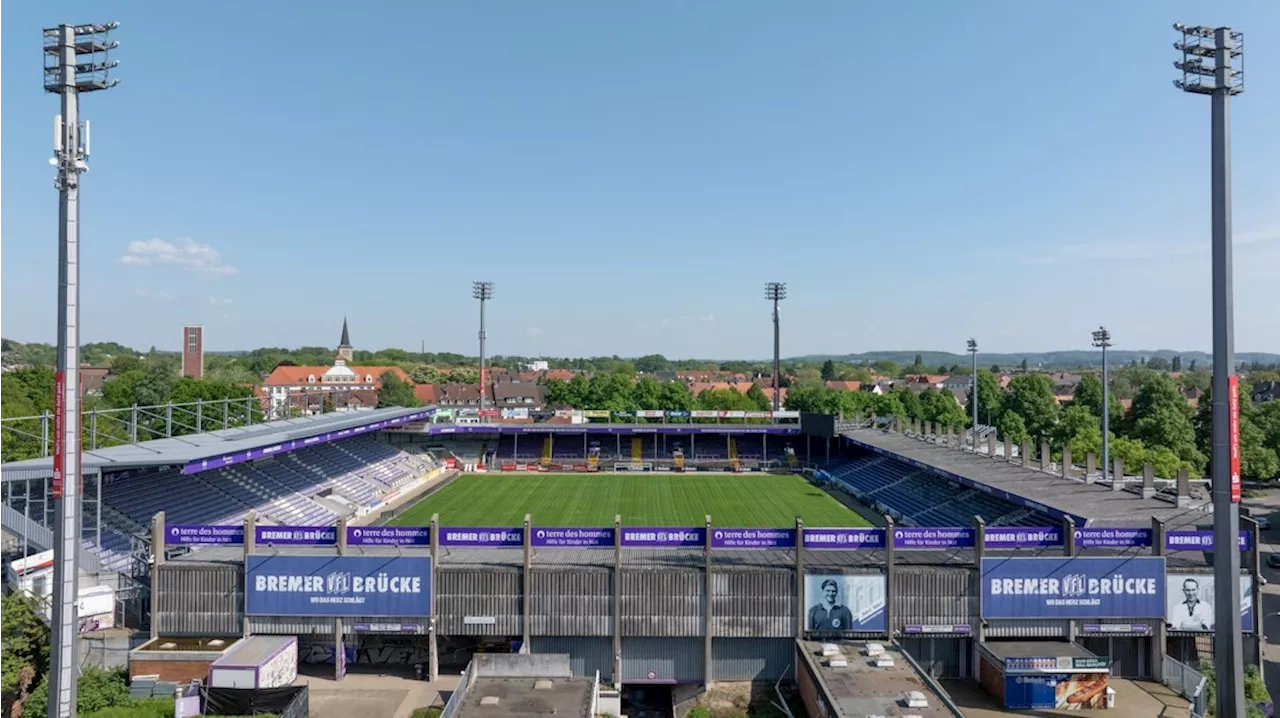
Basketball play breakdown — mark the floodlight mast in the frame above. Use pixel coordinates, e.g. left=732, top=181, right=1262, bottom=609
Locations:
left=967, top=339, right=978, bottom=452
left=764, top=283, right=786, bottom=412
left=43, top=21, right=119, bottom=718
left=473, top=282, right=494, bottom=415
left=1091, top=327, right=1112, bottom=484
left=1174, top=23, right=1245, bottom=718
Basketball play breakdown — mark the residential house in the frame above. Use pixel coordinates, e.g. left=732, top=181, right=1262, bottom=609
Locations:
left=493, top=382, right=546, bottom=409
left=825, top=380, right=863, bottom=392
left=434, top=383, right=483, bottom=408
left=1181, top=386, right=1205, bottom=408
left=1252, top=381, right=1279, bottom=406
left=259, top=320, right=413, bottom=415
left=939, top=375, right=973, bottom=392
left=80, top=366, right=112, bottom=397
left=904, top=374, right=947, bottom=388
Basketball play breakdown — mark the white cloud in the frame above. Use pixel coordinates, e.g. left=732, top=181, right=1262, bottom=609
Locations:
left=208, top=296, right=233, bottom=305
left=120, top=238, right=238, bottom=277
left=131, top=288, right=175, bottom=300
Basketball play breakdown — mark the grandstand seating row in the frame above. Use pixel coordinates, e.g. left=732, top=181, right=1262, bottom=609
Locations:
left=492, top=434, right=801, bottom=462
left=63, top=436, right=436, bottom=572
left=821, top=454, right=1049, bottom=528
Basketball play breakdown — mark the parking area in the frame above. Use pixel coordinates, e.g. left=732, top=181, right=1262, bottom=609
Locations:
left=294, top=665, right=460, bottom=718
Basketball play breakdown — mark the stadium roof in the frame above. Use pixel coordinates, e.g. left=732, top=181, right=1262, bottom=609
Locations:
left=841, top=428, right=1212, bottom=529
left=1, top=406, right=434, bottom=481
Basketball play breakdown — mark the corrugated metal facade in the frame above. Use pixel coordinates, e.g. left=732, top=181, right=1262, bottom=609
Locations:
left=621, top=637, right=704, bottom=683
left=528, top=636, right=614, bottom=682
left=436, top=568, right=522, bottom=636
left=892, top=567, right=974, bottom=630
left=248, top=615, right=338, bottom=635
left=984, top=619, right=1070, bottom=638
left=620, top=569, right=703, bottom=637
left=710, top=570, right=793, bottom=638
left=155, top=563, right=242, bottom=637
left=528, top=569, right=611, bottom=636
left=898, top=637, right=971, bottom=678
left=1079, top=636, right=1151, bottom=679
left=710, top=638, right=792, bottom=681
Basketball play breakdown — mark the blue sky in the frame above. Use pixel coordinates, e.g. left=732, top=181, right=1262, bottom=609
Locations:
left=3, top=1, right=1277, bottom=359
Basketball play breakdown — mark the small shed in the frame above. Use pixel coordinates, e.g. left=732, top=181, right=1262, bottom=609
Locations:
left=208, top=636, right=299, bottom=690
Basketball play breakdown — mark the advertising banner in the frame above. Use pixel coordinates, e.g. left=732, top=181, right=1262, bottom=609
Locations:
left=803, top=574, right=886, bottom=632
left=744, top=411, right=772, bottom=419
left=903, top=624, right=971, bottom=634
left=1003, top=674, right=1110, bottom=710
left=803, top=528, right=886, bottom=550
left=580, top=410, right=610, bottom=419
left=893, top=527, right=975, bottom=550
left=981, top=557, right=1166, bottom=619
left=1081, top=623, right=1151, bottom=634
left=635, top=410, right=665, bottom=419
left=438, top=527, right=523, bottom=547
left=1074, top=528, right=1152, bottom=549
left=1164, top=530, right=1252, bottom=551
left=169, top=524, right=245, bottom=546
left=1165, top=573, right=1254, bottom=633
left=772, top=411, right=801, bottom=419
left=690, top=410, right=719, bottom=419
left=710, top=528, right=796, bottom=549
left=620, top=527, right=705, bottom=548
left=983, top=527, right=1064, bottom=549
left=255, top=526, right=337, bottom=546
left=347, top=526, right=431, bottom=547
left=530, top=527, right=613, bottom=548
left=1229, top=374, right=1241, bottom=503
left=52, top=372, right=65, bottom=499
left=245, top=555, right=431, bottom=617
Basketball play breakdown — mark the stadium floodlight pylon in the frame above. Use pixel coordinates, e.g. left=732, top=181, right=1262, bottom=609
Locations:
left=43, top=21, right=120, bottom=718
left=473, top=282, right=495, bottom=414
left=1091, top=327, right=1112, bottom=484
left=764, top=282, right=786, bottom=412
left=966, top=338, right=978, bottom=452
left=1173, top=22, right=1245, bottom=718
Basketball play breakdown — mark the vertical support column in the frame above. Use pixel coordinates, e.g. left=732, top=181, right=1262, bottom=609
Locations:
left=1021, top=441, right=1032, bottom=469
left=1244, top=515, right=1263, bottom=676
left=1003, top=436, right=1012, bottom=463
left=1112, top=458, right=1125, bottom=492
left=430, top=514, right=439, bottom=682
left=974, top=517, right=985, bottom=643
left=614, top=514, right=623, bottom=688
left=795, top=518, right=805, bottom=638
left=1142, top=464, right=1155, bottom=498
left=1063, top=517, right=1077, bottom=643
left=705, top=515, right=715, bottom=686
left=334, top=619, right=346, bottom=681
left=96, top=470, right=103, bottom=548
left=336, top=516, right=348, bottom=556
left=42, top=410, right=51, bottom=456
left=166, top=403, right=173, bottom=438
left=522, top=514, right=532, bottom=652
left=1086, top=453, right=1097, bottom=483
left=150, top=511, right=166, bottom=641
left=90, top=408, right=98, bottom=450
left=988, top=433, right=997, bottom=458
left=1061, top=446, right=1072, bottom=478
left=243, top=513, right=256, bottom=636
left=1039, top=442, right=1050, bottom=472
left=1151, top=517, right=1166, bottom=682
left=883, top=515, right=895, bottom=639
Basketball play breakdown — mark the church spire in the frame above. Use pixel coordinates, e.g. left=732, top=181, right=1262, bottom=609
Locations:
left=337, top=317, right=354, bottom=362
left=339, top=317, right=351, bottom=348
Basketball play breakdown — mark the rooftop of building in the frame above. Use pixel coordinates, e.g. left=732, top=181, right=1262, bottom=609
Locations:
left=800, top=639, right=955, bottom=718
left=458, top=677, right=595, bottom=718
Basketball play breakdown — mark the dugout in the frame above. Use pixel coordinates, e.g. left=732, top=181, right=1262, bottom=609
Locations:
left=977, top=641, right=1113, bottom=711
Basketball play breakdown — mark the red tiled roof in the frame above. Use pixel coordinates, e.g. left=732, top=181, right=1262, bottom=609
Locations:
left=263, top=364, right=412, bottom=387
left=825, top=380, right=862, bottom=392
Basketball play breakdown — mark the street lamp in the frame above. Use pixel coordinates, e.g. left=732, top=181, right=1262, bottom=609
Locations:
left=473, top=282, right=494, bottom=416
left=1174, top=22, right=1245, bottom=718
left=1092, top=327, right=1112, bottom=484
left=43, top=21, right=120, bottom=718
left=967, top=338, right=978, bottom=452
left=765, top=282, right=786, bottom=412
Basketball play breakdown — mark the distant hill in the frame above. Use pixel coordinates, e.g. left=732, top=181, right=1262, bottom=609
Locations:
left=792, top=349, right=1280, bottom=370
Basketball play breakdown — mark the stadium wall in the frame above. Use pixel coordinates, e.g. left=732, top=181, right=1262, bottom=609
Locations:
left=528, top=568, right=613, bottom=636
left=435, top=567, right=523, bottom=636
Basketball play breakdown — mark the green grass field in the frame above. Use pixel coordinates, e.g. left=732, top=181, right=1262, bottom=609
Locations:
left=390, top=473, right=871, bottom=528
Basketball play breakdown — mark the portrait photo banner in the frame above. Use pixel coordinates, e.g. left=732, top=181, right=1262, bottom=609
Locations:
left=803, top=574, right=887, bottom=632
left=981, top=556, right=1166, bottom=619
left=245, top=555, right=432, bottom=617
left=1165, top=573, right=1254, bottom=633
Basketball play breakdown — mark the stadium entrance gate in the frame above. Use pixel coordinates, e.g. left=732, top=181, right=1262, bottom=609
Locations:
left=898, top=636, right=972, bottom=679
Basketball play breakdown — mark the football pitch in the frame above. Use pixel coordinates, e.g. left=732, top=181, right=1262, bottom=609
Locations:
left=391, top=473, right=872, bottom=528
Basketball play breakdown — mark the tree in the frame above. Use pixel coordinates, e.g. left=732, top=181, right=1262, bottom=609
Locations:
left=1171, top=355, right=1182, bottom=372
left=631, top=376, right=663, bottom=409
left=1019, top=358, right=1028, bottom=371
left=1051, top=404, right=1099, bottom=454
left=1002, top=374, right=1059, bottom=440
left=1071, top=375, right=1123, bottom=421
left=1127, top=375, right=1203, bottom=473
left=3, top=592, right=49, bottom=715
left=990, top=364, right=1002, bottom=374
left=890, top=386, right=923, bottom=422
left=633, top=354, right=670, bottom=374
left=744, top=383, right=770, bottom=411
left=376, top=372, right=419, bottom=408
left=819, top=360, right=837, bottom=381
left=871, top=359, right=899, bottom=377
left=996, top=411, right=1030, bottom=446
left=913, top=353, right=923, bottom=367
left=408, top=364, right=444, bottom=385
left=1145, top=356, right=1171, bottom=372
left=966, top=370, right=1003, bottom=427
left=1189, top=359, right=1197, bottom=372
left=1196, top=383, right=1280, bottom=480
left=919, top=387, right=967, bottom=429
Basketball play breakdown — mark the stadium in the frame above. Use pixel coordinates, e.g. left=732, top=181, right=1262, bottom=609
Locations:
left=1, top=399, right=1256, bottom=715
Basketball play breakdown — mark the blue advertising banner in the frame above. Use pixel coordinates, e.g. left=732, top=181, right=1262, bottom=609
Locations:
left=438, top=527, right=523, bottom=547
left=245, top=555, right=432, bottom=617
left=1074, top=528, right=1152, bottom=549
left=620, top=527, right=705, bottom=547
left=981, top=557, right=1166, bottom=619
left=255, top=526, right=337, bottom=545
left=983, top=527, right=1063, bottom=549
left=530, top=527, right=613, bottom=548
left=347, top=526, right=431, bottom=547
left=803, top=528, right=886, bottom=550
left=167, top=524, right=244, bottom=545
left=1164, top=530, right=1252, bottom=552
left=893, top=527, right=975, bottom=550
left=710, top=528, right=795, bottom=549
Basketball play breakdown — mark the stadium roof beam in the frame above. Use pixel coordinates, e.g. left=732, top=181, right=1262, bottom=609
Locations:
left=473, top=282, right=495, bottom=414
left=765, top=283, right=786, bottom=413
left=43, top=20, right=121, bottom=718
left=1173, top=22, right=1246, bottom=718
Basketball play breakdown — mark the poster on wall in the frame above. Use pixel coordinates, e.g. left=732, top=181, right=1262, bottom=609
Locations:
left=980, top=557, right=1166, bottom=619
left=1165, top=573, right=1254, bottom=633
left=245, top=555, right=432, bottom=617
left=803, top=574, right=886, bottom=631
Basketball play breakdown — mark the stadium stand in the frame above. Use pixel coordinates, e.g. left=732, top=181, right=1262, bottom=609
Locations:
left=821, top=453, right=1052, bottom=528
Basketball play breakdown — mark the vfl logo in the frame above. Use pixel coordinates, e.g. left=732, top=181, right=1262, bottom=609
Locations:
left=326, top=572, right=351, bottom=595
left=1062, top=574, right=1087, bottom=596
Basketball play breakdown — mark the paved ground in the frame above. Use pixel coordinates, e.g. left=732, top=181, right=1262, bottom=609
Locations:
left=941, top=678, right=1188, bottom=717
left=295, top=666, right=461, bottom=718
left=1245, top=492, right=1280, bottom=703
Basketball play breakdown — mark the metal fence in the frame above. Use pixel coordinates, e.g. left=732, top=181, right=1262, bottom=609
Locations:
left=1163, top=654, right=1208, bottom=718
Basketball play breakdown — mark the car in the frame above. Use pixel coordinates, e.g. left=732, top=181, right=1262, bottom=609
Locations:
left=1266, top=553, right=1280, bottom=569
